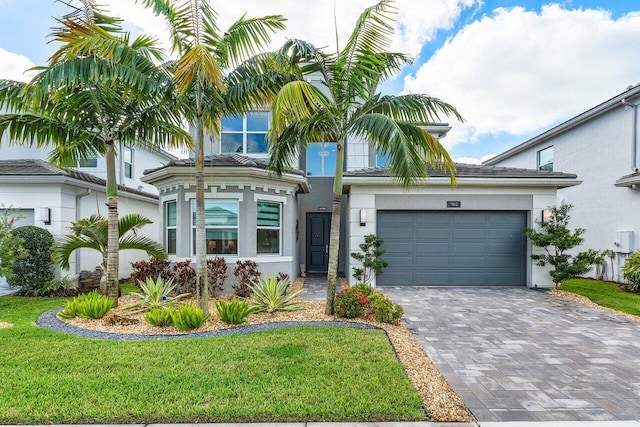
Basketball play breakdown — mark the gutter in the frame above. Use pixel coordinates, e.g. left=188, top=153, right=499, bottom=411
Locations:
left=621, top=98, right=639, bottom=173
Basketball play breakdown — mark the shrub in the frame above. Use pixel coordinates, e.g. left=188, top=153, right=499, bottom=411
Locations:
left=215, top=298, right=257, bottom=324
left=249, top=275, right=303, bottom=313
left=130, top=256, right=172, bottom=285
left=622, top=250, right=640, bottom=291
left=144, top=307, right=173, bottom=327
left=233, top=260, right=260, bottom=297
left=0, top=207, right=27, bottom=285
left=368, top=292, right=403, bottom=324
left=8, top=226, right=54, bottom=293
left=350, top=234, right=388, bottom=284
left=172, top=260, right=197, bottom=294
left=58, top=298, right=81, bottom=319
left=122, top=276, right=189, bottom=315
left=37, top=277, right=79, bottom=297
left=352, top=282, right=375, bottom=296
left=171, top=303, right=209, bottom=331
left=334, top=287, right=368, bottom=319
left=76, top=290, right=114, bottom=319
left=207, top=257, right=227, bottom=297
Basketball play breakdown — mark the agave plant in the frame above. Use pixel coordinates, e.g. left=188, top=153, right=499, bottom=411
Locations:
left=122, top=276, right=189, bottom=315
left=249, top=275, right=303, bottom=313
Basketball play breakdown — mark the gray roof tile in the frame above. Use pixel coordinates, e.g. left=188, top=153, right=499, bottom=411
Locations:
left=144, top=154, right=305, bottom=176
left=344, top=163, right=577, bottom=179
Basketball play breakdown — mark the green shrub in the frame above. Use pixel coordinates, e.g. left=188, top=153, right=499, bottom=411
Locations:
left=622, top=250, right=640, bottom=291
left=368, top=292, right=403, bottom=324
left=8, top=226, right=54, bottom=293
left=144, top=307, right=173, bottom=327
left=352, top=282, right=375, bottom=296
left=171, top=304, right=209, bottom=331
left=122, top=276, right=189, bottom=315
left=350, top=234, right=388, bottom=284
left=334, top=287, right=368, bottom=319
left=0, top=207, right=27, bottom=285
left=39, top=277, right=78, bottom=297
left=215, top=298, right=257, bottom=324
left=58, top=298, right=81, bottom=319
left=75, top=290, right=114, bottom=319
left=249, top=275, right=303, bottom=313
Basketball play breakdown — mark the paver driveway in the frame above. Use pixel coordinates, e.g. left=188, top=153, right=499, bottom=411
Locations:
left=382, top=286, right=640, bottom=422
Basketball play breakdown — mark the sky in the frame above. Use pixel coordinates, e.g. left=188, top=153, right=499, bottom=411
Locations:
left=1, top=0, right=639, bottom=164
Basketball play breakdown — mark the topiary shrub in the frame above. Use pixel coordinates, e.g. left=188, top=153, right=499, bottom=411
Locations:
left=8, top=226, right=55, bottom=293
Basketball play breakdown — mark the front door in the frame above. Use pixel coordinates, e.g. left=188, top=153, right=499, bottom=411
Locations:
left=306, top=213, right=331, bottom=273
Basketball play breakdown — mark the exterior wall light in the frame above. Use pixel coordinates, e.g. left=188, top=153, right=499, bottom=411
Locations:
left=541, top=208, right=552, bottom=224
left=40, top=207, right=51, bottom=225
left=360, top=209, right=367, bottom=226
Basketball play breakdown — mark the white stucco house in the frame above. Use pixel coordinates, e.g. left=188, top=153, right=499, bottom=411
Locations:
left=0, top=142, right=178, bottom=278
left=142, top=112, right=579, bottom=288
left=485, top=84, right=640, bottom=282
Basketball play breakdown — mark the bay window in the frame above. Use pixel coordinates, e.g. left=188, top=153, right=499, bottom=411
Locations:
left=191, top=199, right=238, bottom=255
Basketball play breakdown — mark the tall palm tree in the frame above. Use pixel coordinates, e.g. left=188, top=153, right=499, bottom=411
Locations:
left=268, top=0, right=464, bottom=314
left=0, top=2, right=191, bottom=302
left=54, top=213, right=167, bottom=275
left=139, top=0, right=287, bottom=314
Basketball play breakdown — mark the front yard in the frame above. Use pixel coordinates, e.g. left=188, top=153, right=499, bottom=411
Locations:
left=558, top=278, right=640, bottom=316
left=0, top=296, right=428, bottom=423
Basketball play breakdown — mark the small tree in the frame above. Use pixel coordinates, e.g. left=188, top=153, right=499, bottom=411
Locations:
left=8, top=226, right=55, bottom=292
left=525, top=204, right=602, bottom=287
left=0, top=208, right=27, bottom=285
left=350, top=234, right=388, bottom=285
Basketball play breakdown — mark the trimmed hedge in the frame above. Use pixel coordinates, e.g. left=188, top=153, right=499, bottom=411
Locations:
left=8, top=226, right=55, bottom=292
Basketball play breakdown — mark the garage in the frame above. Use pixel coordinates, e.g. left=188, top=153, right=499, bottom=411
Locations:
left=376, top=211, right=527, bottom=286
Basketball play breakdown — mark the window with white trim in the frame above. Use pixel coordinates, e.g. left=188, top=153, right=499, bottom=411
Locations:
left=191, top=199, right=238, bottom=255
left=221, top=112, right=269, bottom=155
left=78, top=153, right=97, bottom=168
left=166, top=201, right=176, bottom=254
left=537, top=146, right=553, bottom=171
left=123, top=146, right=133, bottom=178
left=256, top=200, right=281, bottom=255
left=306, top=142, right=336, bottom=176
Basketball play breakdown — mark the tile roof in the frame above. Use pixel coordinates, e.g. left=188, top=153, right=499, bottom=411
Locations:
left=0, top=159, right=158, bottom=199
left=344, top=163, right=577, bottom=179
left=144, top=154, right=306, bottom=176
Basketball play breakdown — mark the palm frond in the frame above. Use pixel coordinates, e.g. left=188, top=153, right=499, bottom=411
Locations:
left=118, top=235, right=167, bottom=260
left=118, top=213, right=153, bottom=236
left=174, top=44, right=225, bottom=94
left=269, top=80, right=331, bottom=138
left=54, top=234, right=104, bottom=270
left=361, top=93, right=464, bottom=124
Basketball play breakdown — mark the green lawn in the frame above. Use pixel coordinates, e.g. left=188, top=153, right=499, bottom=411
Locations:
left=0, top=296, right=426, bottom=423
left=560, top=278, right=640, bottom=316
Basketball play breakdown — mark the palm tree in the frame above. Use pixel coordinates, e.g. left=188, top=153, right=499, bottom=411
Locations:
left=0, top=2, right=191, bottom=302
left=138, top=0, right=287, bottom=314
left=268, top=0, right=464, bottom=314
left=54, top=214, right=167, bottom=281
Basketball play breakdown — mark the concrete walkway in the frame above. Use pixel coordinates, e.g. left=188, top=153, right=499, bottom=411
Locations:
left=381, top=287, right=640, bottom=423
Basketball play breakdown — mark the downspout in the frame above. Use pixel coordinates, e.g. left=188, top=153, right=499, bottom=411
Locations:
left=621, top=98, right=638, bottom=172
left=75, top=189, right=92, bottom=275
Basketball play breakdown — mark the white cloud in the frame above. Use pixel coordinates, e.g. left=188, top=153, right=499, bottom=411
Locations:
left=0, top=48, right=36, bottom=81
left=404, top=5, right=640, bottom=150
left=454, top=153, right=497, bottom=165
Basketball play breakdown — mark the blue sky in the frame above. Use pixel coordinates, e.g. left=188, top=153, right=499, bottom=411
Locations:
left=1, top=0, right=639, bottom=163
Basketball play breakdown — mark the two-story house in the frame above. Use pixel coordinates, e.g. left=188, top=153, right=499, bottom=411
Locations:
left=142, top=111, right=579, bottom=288
left=485, top=84, right=640, bottom=282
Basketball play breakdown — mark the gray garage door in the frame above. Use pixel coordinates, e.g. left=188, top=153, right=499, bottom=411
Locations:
left=377, top=211, right=526, bottom=286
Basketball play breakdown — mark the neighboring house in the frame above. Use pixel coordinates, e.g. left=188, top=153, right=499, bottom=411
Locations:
left=485, top=84, right=640, bottom=282
left=0, top=141, right=178, bottom=279
left=142, top=111, right=579, bottom=288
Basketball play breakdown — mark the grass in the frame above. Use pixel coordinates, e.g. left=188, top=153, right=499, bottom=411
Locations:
left=119, top=282, right=139, bottom=294
left=0, top=296, right=426, bottom=423
left=560, top=278, right=640, bottom=316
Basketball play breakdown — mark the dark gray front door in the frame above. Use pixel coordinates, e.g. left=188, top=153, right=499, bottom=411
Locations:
left=306, top=213, right=330, bottom=273
left=377, top=211, right=527, bottom=286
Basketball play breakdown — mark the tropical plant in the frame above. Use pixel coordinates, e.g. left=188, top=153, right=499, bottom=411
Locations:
left=130, top=256, right=173, bottom=285
left=8, top=226, right=55, bottom=293
left=367, top=292, right=403, bottom=324
left=58, top=298, right=81, bottom=319
left=138, top=0, right=288, bottom=315
left=622, top=250, right=640, bottom=291
left=0, top=207, right=26, bottom=285
left=144, top=307, right=174, bottom=327
left=0, top=2, right=191, bottom=302
left=39, top=277, right=79, bottom=297
left=249, top=275, right=303, bottom=313
left=54, top=214, right=167, bottom=295
left=122, top=276, right=189, bottom=315
left=215, top=298, right=257, bottom=325
left=233, top=260, right=261, bottom=297
left=75, top=290, right=115, bottom=319
left=334, top=287, right=369, bottom=319
left=352, top=282, right=375, bottom=297
left=171, top=303, right=209, bottom=331
left=207, top=257, right=227, bottom=297
left=267, top=0, right=462, bottom=313
left=351, top=234, right=388, bottom=284
left=524, top=204, right=603, bottom=287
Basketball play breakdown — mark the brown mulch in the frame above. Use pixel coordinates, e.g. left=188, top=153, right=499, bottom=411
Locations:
left=550, top=288, right=640, bottom=322
left=58, top=277, right=474, bottom=422
left=0, top=322, right=13, bottom=329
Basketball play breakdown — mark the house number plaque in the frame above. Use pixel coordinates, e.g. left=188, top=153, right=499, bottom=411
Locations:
left=447, top=201, right=461, bottom=208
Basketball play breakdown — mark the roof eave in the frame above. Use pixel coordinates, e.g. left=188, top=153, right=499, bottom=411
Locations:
left=342, top=176, right=582, bottom=189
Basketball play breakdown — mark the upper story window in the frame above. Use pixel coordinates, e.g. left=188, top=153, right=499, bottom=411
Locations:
left=221, top=112, right=269, bottom=155
left=123, top=146, right=133, bottom=178
left=78, top=153, right=97, bottom=168
left=376, top=150, right=391, bottom=167
left=191, top=199, right=239, bottom=256
left=306, top=142, right=336, bottom=177
left=537, top=146, right=553, bottom=171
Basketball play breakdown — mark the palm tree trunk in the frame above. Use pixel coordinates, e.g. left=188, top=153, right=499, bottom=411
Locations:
left=325, top=138, right=345, bottom=315
left=195, top=115, right=209, bottom=315
left=105, top=140, right=120, bottom=305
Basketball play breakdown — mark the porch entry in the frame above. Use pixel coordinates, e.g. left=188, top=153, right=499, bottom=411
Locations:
left=306, top=213, right=331, bottom=273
